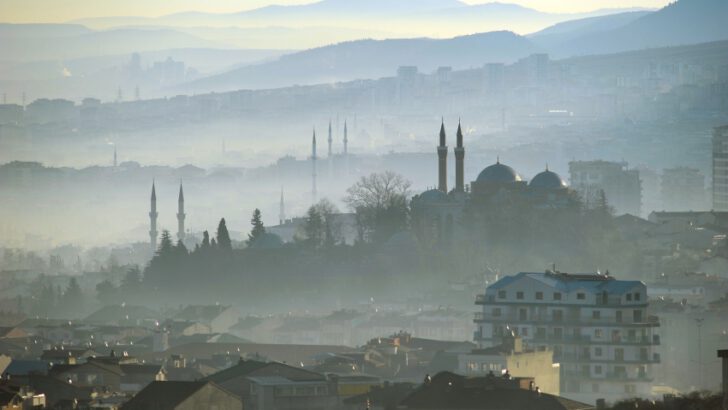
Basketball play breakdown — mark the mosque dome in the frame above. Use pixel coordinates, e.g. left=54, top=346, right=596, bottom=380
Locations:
left=417, top=189, right=448, bottom=202
left=529, top=169, right=567, bottom=189
left=476, top=161, right=521, bottom=184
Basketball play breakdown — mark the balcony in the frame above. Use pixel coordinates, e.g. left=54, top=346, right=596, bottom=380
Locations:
left=475, top=294, right=494, bottom=304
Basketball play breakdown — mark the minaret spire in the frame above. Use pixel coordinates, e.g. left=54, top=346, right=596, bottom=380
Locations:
left=312, top=128, right=318, bottom=205
left=328, top=119, right=333, bottom=178
left=149, top=181, right=158, bottom=252
left=455, top=119, right=465, bottom=193
left=177, top=181, right=186, bottom=242
left=437, top=119, right=448, bottom=193
left=343, top=120, right=349, bottom=175
left=279, top=187, right=286, bottom=225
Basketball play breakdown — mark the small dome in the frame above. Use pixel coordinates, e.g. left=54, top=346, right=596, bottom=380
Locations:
left=476, top=162, right=521, bottom=184
left=529, top=169, right=567, bottom=189
left=417, top=189, right=448, bottom=202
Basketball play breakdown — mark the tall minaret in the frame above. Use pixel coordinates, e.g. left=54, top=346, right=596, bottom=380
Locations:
left=311, top=128, right=318, bottom=205
left=455, top=120, right=465, bottom=192
left=343, top=120, right=348, bottom=156
left=437, top=119, right=448, bottom=193
left=149, top=181, right=158, bottom=252
left=177, top=182, right=186, bottom=242
left=327, top=120, right=333, bottom=178
left=279, top=187, right=286, bottom=225
left=343, top=120, right=349, bottom=175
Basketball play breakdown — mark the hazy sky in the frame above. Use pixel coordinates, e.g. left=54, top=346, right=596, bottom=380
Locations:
left=2, top=0, right=672, bottom=23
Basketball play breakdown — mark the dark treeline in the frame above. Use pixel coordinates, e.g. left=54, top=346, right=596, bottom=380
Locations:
left=78, top=171, right=642, bottom=309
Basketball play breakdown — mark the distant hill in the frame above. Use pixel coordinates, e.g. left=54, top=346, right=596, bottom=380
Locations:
left=178, top=31, right=540, bottom=93
left=537, top=0, right=728, bottom=57
left=528, top=11, right=651, bottom=52
left=72, top=1, right=644, bottom=39
left=0, top=24, right=228, bottom=62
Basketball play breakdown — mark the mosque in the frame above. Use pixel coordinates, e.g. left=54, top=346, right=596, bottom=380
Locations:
left=410, top=121, right=580, bottom=246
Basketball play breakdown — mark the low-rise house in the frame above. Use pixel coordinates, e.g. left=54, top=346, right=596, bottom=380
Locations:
left=48, top=353, right=165, bottom=394
left=84, top=304, right=161, bottom=327
left=173, top=305, right=239, bottom=334
left=121, top=381, right=242, bottom=410
left=398, top=371, right=593, bottom=410
left=457, top=335, right=560, bottom=395
left=40, top=348, right=98, bottom=365
left=204, top=358, right=333, bottom=408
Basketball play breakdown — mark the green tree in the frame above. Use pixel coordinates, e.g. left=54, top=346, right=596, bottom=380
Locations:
left=157, top=230, right=174, bottom=256
left=121, top=265, right=142, bottom=292
left=303, top=206, right=324, bottom=248
left=248, top=209, right=266, bottom=245
left=216, top=218, right=232, bottom=251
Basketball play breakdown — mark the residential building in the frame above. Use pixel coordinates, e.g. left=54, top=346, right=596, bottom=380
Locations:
left=121, top=381, right=242, bottom=410
left=713, top=125, right=728, bottom=210
left=458, top=335, right=560, bottom=395
left=474, top=271, right=660, bottom=403
left=397, top=371, right=593, bottom=410
left=569, top=160, right=642, bottom=216
left=660, top=167, right=707, bottom=211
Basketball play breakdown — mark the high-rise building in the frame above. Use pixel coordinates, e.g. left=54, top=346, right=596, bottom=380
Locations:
left=712, top=126, right=728, bottom=210
left=661, top=167, right=706, bottom=211
left=474, top=271, right=660, bottom=404
left=569, top=161, right=642, bottom=216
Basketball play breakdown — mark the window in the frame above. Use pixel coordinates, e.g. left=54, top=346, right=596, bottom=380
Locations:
left=521, top=327, right=528, bottom=336
left=592, top=310, right=601, bottom=319
left=595, top=347, right=603, bottom=357
left=615, top=348, right=624, bottom=361
left=519, top=308, right=527, bottom=321
left=498, top=290, right=506, bottom=299
left=634, top=292, right=641, bottom=301
left=577, top=293, right=586, bottom=300
left=516, top=291, right=524, bottom=300
left=616, top=311, right=623, bottom=323
left=492, top=308, right=501, bottom=317
left=626, top=293, right=632, bottom=301
left=536, top=327, right=546, bottom=338
left=595, top=365, right=603, bottom=375
left=553, top=327, right=563, bottom=339
left=633, top=310, right=643, bottom=323
left=553, top=292, right=562, bottom=301
left=552, top=310, right=563, bottom=322
left=536, top=291, right=543, bottom=300
left=594, top=329, right=603, bottom=338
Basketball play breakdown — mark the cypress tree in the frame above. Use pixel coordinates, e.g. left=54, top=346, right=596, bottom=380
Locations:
left=248, top=209, right=266, bottom=245
left=216, top=218, right=232, bottom=251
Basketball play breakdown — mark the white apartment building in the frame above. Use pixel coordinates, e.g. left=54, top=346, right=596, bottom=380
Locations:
left=474, top=271, right=660, bottom=404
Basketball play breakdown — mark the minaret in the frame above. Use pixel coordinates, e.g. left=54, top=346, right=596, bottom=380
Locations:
left=455, top=120, right=465, bottom=192
left=343, top=120, right=349, bottom=175
left=343, top=120, right=348, bottom=155
left=149, top=181, right=158, bottom=252
left=312, top=128, right=318, bottom=205
left=177, top=182, right=186, bottom=242
left=437, top=119, right=448, bottom=193
left=279, top=187, right=286, bottom=225
left=327, top=119, right=333, bottom=178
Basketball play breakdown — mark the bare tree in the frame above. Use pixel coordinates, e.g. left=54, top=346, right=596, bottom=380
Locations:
left=344, top=171, right=411, bottom=243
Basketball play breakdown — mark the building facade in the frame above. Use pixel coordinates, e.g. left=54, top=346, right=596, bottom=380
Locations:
left=712, top=125, right=728, bottom=211
left=569, top=160, right=642, bottom=216
left=474, top=271, right=660, bottom=404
